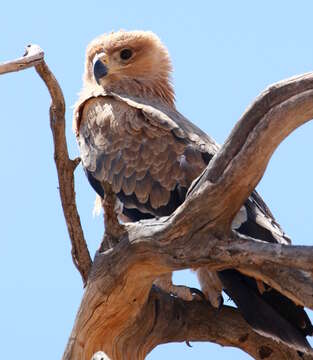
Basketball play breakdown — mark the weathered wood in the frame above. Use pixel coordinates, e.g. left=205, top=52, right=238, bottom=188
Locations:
left=124, top=287, right=313, bottom=360
left=186, top=76, right=313, bottom=231
left=34, top=59, right=92, bottom=285
left=0, top=44, right=44, bottom=74
left=0, top=44, right=92, bottom=285
left=99, top=182, right=126, bottom=251
left=62, top=71, right=313, bottom=359
left=67, top=286, right=313, bottom=360
left=2, top=44, right=313, bottom=359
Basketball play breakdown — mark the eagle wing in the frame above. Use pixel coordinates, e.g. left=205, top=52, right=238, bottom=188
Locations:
left=75, top=92, right=217, bottom=219
left=75, top=91, right=288, bottom=235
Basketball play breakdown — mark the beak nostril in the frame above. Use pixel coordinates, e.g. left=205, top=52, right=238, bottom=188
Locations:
left=93, top=59, right=108, bottom=84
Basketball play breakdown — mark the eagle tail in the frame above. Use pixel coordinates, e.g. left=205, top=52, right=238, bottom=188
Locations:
left=218, top=269, right=313, bottom=353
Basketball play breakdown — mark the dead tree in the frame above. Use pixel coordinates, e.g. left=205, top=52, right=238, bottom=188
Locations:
left=2, top=45, right=313, bottom=360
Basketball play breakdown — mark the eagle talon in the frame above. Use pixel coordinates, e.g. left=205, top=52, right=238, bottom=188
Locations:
left=189, top=287, right=206, bottom=301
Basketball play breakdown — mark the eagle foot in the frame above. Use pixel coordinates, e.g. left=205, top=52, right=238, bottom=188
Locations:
left=166, top=285, right=207, bottom=301
left=189, top=287, right=207, bottom=301
left=169, top=285, right=206, bottom=301
left=154, top=274, right=206, bottom=301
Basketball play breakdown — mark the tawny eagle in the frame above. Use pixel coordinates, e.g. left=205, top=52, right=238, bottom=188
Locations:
left=74, top=30, right=313, bottom=352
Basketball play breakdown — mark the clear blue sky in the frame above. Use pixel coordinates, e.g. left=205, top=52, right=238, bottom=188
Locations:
left=1, top=1, right=313, bottom=359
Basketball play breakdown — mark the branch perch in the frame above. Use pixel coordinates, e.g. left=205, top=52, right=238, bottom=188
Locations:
left=131, top=287, right=313, bottom=360
left=186, top=74, right=313, bottom=230
left=62, top=70, right=313, bottom=358
left=90, top=287, right=313, bottom=360
left=2, top=44, right=313, bottom=360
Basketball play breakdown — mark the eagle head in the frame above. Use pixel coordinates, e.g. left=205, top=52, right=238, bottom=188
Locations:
left=82, top=30, right=175, bottom=106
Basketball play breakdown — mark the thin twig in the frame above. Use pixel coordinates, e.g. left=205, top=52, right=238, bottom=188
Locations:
left=0, top=45, right=92, bottom=285
left=34, top=59, right=92, bottom=285
left=0, top=44, right=44, bottom=74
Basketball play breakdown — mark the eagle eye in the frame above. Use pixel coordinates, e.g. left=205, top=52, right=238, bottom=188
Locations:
left=120, top=48, right=133, bottom=60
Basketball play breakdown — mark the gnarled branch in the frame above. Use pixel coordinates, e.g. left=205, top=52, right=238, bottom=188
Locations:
left=66, top=72, right=313, bottom=359
left=87, top=286, right=313, bottom=360
left=35, top=59, right=92, bottom=284
left=62, top=70, right=313, bottom=359
left=186, top=73, right=313, bottom=231
left=1, top=45, right=92, bottom=285
left=124, top=287, right=313, bottom=360
left=3, top=44, right=313, bottom=360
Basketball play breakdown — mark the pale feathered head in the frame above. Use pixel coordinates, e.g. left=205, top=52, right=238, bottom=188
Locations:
left=83, top=30, right=175, bottom=106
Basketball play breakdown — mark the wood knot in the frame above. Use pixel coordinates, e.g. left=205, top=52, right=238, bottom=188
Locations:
left=238, top=333, right=249, bottom=343
left=258, top=346, right=273, bottom=359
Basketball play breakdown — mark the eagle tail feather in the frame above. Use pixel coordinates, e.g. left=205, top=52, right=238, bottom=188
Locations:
left=218, top=269, right=312, bottom=353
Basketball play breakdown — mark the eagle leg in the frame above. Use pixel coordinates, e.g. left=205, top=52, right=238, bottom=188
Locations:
left=154, top=273, right=206, bottom=301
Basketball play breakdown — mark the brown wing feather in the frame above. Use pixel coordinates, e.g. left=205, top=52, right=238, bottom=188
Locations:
left=77, top=95, right=209, bottom=214
left=76, top=92, right=289, bottom=245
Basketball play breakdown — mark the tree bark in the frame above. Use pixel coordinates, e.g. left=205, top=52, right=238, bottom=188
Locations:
left=2, top=46, right=313, bottom=360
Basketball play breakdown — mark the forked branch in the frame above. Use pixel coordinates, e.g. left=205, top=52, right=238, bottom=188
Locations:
left=62, top=68, right=313, bottom=359
left=2, top=45, right=313, bottom=360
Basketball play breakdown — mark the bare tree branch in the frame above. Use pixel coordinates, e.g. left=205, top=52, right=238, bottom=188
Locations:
left=0, top=45, right=92, bottom=285
left=0, top=44, right=44, bottom=74
left=132, top=287, right=313, bottom=360
left=3, top=44, right=313, bottom=359
left=67, top=285, right=313, bottom=360
left=62, top=71, right=313, bottom=358
left=194, top=73, right=313, bottom=229
left=75, top=221, right=313, bottom=310
left=34, top=60, right=92, bottom=285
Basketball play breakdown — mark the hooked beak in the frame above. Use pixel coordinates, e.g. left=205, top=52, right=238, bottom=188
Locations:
left=93, top=59, right=108, bottom=85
